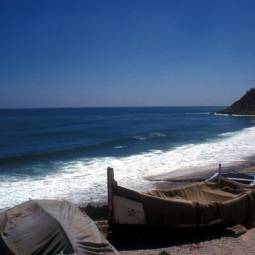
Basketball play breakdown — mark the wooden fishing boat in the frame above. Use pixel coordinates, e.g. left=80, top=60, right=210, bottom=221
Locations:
left=107, top=167, right=255, bottom=228
left=207, top=165, right=255, bottom=189
left=218, top=172, right=255, bottom=185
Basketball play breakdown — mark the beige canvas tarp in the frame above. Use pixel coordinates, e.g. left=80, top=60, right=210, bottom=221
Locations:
left=0, top=200, right=118, bottom=255
left=142, top=182, right=255, bottom=227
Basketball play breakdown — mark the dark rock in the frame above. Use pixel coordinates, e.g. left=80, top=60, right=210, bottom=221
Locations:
left=219, top=88, right=255, bottom=115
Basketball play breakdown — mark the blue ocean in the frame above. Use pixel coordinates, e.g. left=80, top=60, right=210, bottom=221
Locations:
left=1, top=106, right=255, bottom=209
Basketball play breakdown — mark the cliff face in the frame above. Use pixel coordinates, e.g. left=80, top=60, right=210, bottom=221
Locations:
left=220, top=88, right=255, bottom=115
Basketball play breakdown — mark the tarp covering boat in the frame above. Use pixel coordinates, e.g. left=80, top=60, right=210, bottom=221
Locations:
left=143, top=182, right=255, bottom=227
left=107, top=167, right=255, bottom=227
left=0, top=200, right=118, bottom=255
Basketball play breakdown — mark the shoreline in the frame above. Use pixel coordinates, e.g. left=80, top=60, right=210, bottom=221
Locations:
left=149, top=157, right=255, bottom=183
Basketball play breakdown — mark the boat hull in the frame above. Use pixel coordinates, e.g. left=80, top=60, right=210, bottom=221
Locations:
left=107, top=167, right=255, bottom=228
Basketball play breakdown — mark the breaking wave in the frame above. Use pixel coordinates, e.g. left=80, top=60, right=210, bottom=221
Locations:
left=1, top=126, right=255, bottom=209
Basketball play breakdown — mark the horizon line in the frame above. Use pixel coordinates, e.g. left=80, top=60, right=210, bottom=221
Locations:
left=0, top=105, right=226, bottom=110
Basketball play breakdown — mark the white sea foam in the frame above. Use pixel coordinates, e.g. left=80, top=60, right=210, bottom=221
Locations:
left=149, top=132, right=167, bottom=137
left=218, top=132, right=236, bottom=137
left=214, top=113, right=255, bottom=117
left=113, top=145, right=127, bottom=149
left=132, top=136, right=147, bottom=141
left=1, top=126, right=255, bottom=209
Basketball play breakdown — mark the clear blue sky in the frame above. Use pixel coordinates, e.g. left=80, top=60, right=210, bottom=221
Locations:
left=1, top=0, right=255, bottom=108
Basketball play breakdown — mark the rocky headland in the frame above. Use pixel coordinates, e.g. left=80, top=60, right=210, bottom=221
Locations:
left=218, top=88, right=255, bottom=115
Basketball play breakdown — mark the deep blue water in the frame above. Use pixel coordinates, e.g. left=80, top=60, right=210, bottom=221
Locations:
left=2, top=106, right=255, bottom=208
left=0, top=106, right=254, bottom=174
